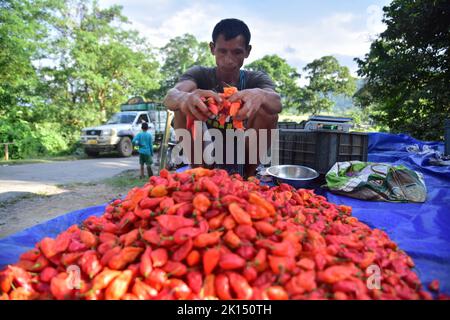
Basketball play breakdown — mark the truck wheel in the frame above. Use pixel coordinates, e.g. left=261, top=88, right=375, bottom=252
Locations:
left=118, top=137, right=133, bottom=157
left=85, top=149, right=99, bottom=157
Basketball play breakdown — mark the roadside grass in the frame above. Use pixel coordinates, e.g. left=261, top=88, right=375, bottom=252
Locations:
left=0, top=155, right=87, bottom=166
left=0, top=191, right=54, bottom=209
left=0, top=170, right=146, bottom=213
left=101, top=169, right=148, bottom=190
left=56, top=169, right=147, bottom=191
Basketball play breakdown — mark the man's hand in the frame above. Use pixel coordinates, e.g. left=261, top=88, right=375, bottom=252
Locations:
left=227, top=88, right=267, bottom=121
left=179, top=89, right=222, bottom=121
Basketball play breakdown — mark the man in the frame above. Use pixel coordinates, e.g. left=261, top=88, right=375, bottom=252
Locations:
left=164, top=18, right=281, bottom=178
left=132, top=122, right=154, bottom=179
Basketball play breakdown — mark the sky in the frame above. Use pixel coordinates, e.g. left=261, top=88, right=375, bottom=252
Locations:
left=98, top=0, right=392, bottom=80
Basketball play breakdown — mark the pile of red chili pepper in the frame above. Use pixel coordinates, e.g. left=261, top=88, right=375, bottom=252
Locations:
left=186, top=87, right=244, bottom=139
left=0, top=168, right=447, bottom=300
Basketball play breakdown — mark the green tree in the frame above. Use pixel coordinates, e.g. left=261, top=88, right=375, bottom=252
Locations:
left=0, top=0, right=60, bottom=158
left=149, top=34, right=214, bottom=100
left=356, top=0, right=450, bottom=140
left=42, top=0, right=161, bottom=125
left=245, top=54, right=302, bottom=111
left=301, top=56, right=356, bottom=115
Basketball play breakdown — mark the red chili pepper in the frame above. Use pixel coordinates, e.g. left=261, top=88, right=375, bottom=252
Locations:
left=229, top=102, right=241, bottom=117
left=249, top=192, right=276, bottom=216
left=253, top=248, right=268, bottom=272
left=194, top=231, right=223, bottom=248
left=171, top=239, right=193, bottom=262
left=218, top=114, right=227, bottom=127
left=254, top=221, right=277, bottom=236
left=151, top=185, right=168, bottom=198
left=108, top=247, right=144, bottom=270
left=50, top=273, right=73, bottom=300
left=228, top=203, right=252, bottom=226
left=20, top=249, right=41, bottom=262
left=79, top=250, right=102, bottom=279
left=172, top=191, right=195, bottom=203
left=429, top=280, right=440, bottom=292
left=156, top=215, right=194, bottom=232
left=286, top=271, right=317, bottom=295
left=208, top=213, right=226, bottom=230
left=202, top=178, right=220, bottom=198
left=187, top=271, right=203, bottom=294
left=228, top=272, right=253, bottom=300
left=186, top=250, right=200, bottom=267
left=266, top=286, right=289, bottom=300
left=193, top=193, right=211, bottom=213
left=9, top=287, right=38, bottom=300
left=215, top=274, right=233, bottom=300
left=105, top=270, right=133, bottom=300
left=268, top=255, right=296, bottom=274
left=219, top=253, right=245, bottom=270
left=232, top=119, right=244, bottom=130
left=134, top=205, right=151, bottom=219
left=140, top=246, right=153, bottom=278
left=80, top=230, right=98, bottom=248
left=173, top=227, right=201, bottom=244
left=90, top=269, right=120, bottom=293
left=203, top=247, right=220, bottom=275
left=120, top=229, right=139, bottom=247
left=0, top=269, right=13, bottom=293
left=297, top=258, right=315, bottom=270
left=163, top=261, right=187, bottom=277
left=100, top=246, right=121, bottom=267
left=140, top=197, right=163, bottom=209
left=235, top=225, right=257, bottom=241
left=160, top=197, right=175, bottom=211
left=201, top=274, right=216, bottom=298
left=167, top=278, right=192, bottom=299
left=224, top=230, right=241, bottom=249
left=151, top=248, right=168, bottom=268
left=222, top=215, right=237, bottom=230
left=145, top=268, right=167, bottom=291
left=236, top=245, right=256, bottom=260
left=319, top=265, right=355, bottom=284
left=39, top=237, right=57, bottom=259
left=208, top=103, right=219, bottom=116
left=132, top=278, right=158, bottom=299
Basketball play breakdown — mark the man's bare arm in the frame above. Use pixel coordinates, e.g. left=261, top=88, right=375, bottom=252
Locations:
left=163, top=80, right=197, bottom=112
left=260, top=88, right=282, bottom=115
left=163, top=81, right=222, bottom=121
left=228, top=88, right=282, bottom=121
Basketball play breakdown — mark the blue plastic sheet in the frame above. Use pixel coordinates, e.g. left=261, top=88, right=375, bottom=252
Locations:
left=0, top=205, right=105, bottom=269
left=325, top=132, right=450, bottom=294
left=0, top=132, right=448, bottom=295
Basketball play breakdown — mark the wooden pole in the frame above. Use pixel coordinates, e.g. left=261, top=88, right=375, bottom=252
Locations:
left=5, top=144, right=8, bottom=161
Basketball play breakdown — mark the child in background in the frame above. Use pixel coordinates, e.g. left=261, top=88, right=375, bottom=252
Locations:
left=132, top=122, right=154, bottom=179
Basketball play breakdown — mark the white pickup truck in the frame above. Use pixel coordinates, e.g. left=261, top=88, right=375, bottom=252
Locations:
left=80, top=98, right=171, bottom=157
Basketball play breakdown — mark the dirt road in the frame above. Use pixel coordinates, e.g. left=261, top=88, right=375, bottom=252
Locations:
left=0, top=156, right=158, bottom=238
left=0, top=156, right=139, bottom=202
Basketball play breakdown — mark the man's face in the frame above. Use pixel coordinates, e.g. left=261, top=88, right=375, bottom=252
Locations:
left=210, top=34, right=251, bottom=75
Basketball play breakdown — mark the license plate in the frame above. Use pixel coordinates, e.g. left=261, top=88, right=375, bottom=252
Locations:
left=88, top=140, right=98, bottom=145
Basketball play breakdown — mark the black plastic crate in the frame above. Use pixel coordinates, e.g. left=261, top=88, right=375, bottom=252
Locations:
left=274, top=129, right=368, bottom=174
left=277, top=121, right=304, bottom=129
left=445, top=119, right=450, bottom=156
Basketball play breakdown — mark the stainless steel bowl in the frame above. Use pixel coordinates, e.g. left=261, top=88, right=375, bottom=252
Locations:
left=266, top=165, right=319, bottom=189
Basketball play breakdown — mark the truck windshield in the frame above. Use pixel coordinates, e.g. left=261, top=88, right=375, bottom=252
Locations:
left=107, top=113, right=137, bottom=124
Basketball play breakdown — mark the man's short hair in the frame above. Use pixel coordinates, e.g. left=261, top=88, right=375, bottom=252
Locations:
left=212, top=18, right=251, bottom=48
left=141, top=122, right=149, bottom=131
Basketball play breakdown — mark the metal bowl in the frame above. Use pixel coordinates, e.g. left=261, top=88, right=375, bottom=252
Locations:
left=266, top=165, right=319, bottom=189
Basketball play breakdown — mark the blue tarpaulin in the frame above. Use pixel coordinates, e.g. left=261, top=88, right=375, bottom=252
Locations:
left=0, top=132, right=448, bottom=294
left=325, top=132, right=450, bottom=294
